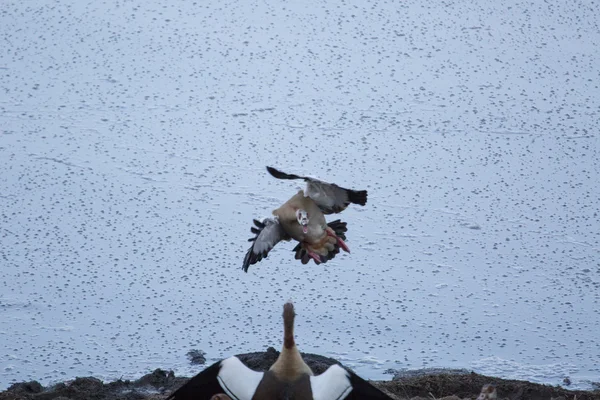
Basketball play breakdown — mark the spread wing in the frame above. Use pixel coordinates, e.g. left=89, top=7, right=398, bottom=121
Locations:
left=344, top=369, right=395, bottom=399
left=266, top=166, right=367, bottom=214
left=310, top=364, right=392, bottom=400
left=166, top=357, right=263, bottom=400
left=310, top=365, right=394, bottom=400
left=242, top=217, right=289, bottom=272
left=304, top=180, right=367, bottom=214
left=217, top=357, right=264, bottom=400
left=165, top=360, right=225, bottom=400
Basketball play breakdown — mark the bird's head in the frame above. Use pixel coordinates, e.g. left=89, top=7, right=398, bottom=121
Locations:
left=295, top=209, right=309, bottom=234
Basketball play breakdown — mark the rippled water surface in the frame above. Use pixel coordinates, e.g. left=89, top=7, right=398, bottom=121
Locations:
left=1, top=0, right=599, bottom=391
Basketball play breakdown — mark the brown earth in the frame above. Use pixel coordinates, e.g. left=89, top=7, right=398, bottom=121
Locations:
left=1, top=348, right=599, bottom=400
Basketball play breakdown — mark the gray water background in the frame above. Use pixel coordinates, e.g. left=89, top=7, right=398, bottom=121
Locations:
left=1, top=0, right=599, bottom=391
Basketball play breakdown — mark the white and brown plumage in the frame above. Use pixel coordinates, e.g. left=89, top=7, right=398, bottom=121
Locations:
left=166, top=302, right=392, bottom=400
left=477, top=384, right=497, bottom=400
left=242, top=166, right=368, bottom=272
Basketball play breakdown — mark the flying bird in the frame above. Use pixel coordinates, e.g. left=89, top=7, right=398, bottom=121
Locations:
left=242, top=166, right=367, bottom=272
left=166, top=302, right=392, bottom=400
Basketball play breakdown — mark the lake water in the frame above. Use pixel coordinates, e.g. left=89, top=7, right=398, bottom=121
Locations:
left=1, top=0, right=599, bottom=391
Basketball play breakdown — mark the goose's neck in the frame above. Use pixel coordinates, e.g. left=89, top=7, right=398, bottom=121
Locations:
left=283, top=302, right=295, bottom=349
left=269, top=303, right=313, bottom=380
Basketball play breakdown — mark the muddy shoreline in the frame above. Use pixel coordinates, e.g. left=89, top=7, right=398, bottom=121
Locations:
left=1, top=349, right=599, bottom=400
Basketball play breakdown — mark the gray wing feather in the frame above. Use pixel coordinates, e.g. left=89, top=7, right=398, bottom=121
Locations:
left=242, top=217, right=288, bottom=272
left=266, top=166, right=368, bottom=214
left=253, top=218, right=286, bottom=253
left=304, top=180, right=356, bottom=214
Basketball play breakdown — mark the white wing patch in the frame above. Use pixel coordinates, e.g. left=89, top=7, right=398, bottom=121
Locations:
left=217, top=357, right=264, bottom=400
left=310, top=364, right=353, bottom=400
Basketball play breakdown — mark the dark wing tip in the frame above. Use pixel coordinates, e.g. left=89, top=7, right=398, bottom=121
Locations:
left=166, top=360, right=224, bottom=400
left=266, top=166, right=304, bottom=180
left=347, top=189, right=367, bottom=206
left=327, top=219, right=348, bottom=240
left=242, top=246, right=266, bottom=272
left=266, top=166, right=279, bottom=176
left=348, top=370, right=395, bottom=399
left=242, top=249, right=252, bottom=272
left=243, top=218, right=279, bottom=272
left=242, top=227, right=260, bottom=272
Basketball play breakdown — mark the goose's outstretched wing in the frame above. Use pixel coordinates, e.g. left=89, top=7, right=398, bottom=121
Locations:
left=266, top=166, right=367, bottom=214
left=165, top=360, right=223, bottom=400
left=344, top=369, right=395, bottom=399
left=310, top=364, right=394, bottom=400
left=166, top=357, right=264, bottom=400
left=242, top=217, right=289, bottom=272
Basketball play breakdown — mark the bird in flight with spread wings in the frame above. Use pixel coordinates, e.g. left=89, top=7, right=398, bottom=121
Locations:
left=242, top=166, right=367, bottom=272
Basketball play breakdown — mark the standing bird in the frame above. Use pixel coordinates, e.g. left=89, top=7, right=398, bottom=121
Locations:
left=243, top=166, right=367, bottom=272
left=166, top=302, right=392, bottom=400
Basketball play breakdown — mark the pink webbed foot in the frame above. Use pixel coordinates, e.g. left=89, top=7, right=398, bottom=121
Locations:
left=337, top=237, right=350, bottom=253
left=306, top=249, right=322, bottom=264
left=325, top=228, right=350, bottom=253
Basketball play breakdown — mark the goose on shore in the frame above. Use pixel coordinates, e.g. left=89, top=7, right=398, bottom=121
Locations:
left=166, top=302, right=391, bottom=400
left=243, top=166, right=367, bottom=272
left=477, top=384, right=497, bottom=400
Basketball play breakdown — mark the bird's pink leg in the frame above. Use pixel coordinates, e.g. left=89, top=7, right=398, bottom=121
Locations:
left=326, top=229, right=350, bottom=253
left=306, top=249, right=322, bottom=263
left=337, top=237, right=350, bottom=253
